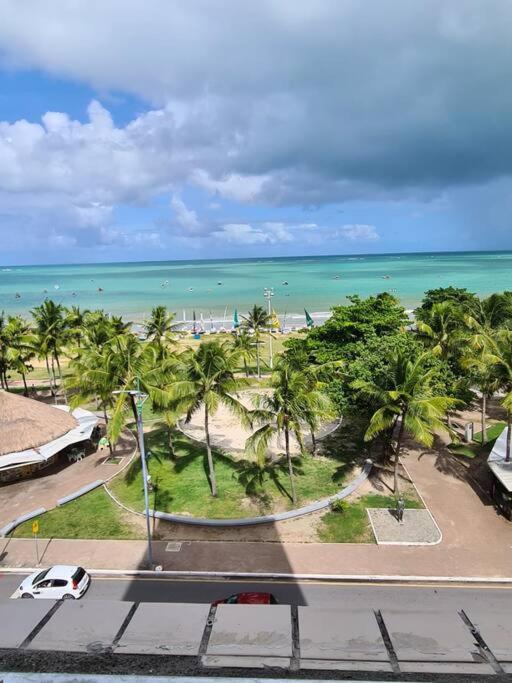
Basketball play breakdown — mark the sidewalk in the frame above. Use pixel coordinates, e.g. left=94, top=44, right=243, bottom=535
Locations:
left=1, top=443, right=511, bottom=578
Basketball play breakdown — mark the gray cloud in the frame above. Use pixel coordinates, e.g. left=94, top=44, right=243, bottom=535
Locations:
left=1, top=0, right=512, bottom=258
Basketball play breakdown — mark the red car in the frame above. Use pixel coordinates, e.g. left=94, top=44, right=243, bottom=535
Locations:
left=213, top=592, right=278, bottom=605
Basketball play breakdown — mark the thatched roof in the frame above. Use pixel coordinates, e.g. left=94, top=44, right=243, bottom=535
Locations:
left=0, top=391, right=79, bottom=456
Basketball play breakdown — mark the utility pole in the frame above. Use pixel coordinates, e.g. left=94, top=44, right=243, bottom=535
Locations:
left=113, top=383, right=154, bottom=568
left=263, top=287, right=274, bottom=370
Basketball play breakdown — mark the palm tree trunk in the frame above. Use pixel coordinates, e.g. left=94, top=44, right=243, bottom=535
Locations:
left=285, top=426, right=297, bottom=505
left=2, top=370, right=9, bottom=391
left=311, top=429, right=317, bottom=455
left=481, top=393, right=487, bottom=445
left=55, top=354, right=67, bottom=402
left=45, top=355, right=55, bottom=395
left=256, top=333, right=261, bottom=378
left=394, top=413, right=406, bottom=494
left=244, top=359, right=249, bottom=377
left=22, top=372, right=28, bottom=396
left=507, top=410, right=511, bottom=463
left=204, top=405, right=217, bottom=497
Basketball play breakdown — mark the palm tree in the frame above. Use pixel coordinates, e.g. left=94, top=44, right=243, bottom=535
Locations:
left=461, top=344, right=501, bottom=445
left=481, top=329, right=512, bottom=461
left=0, top=312, right=9, bottom=390
left=31, top=299, right=68, bottom=396
left=170, top=341, right=249, bottom=496
left=144, top=305, right=177, bottom=358
left=416, top=301, right=462, bottom=357
left=4, top=316, right=37, bottom=395
left=242, top=305, right=270, bottom=378
left=353, top=351, right=458, bottom=493
left=463, top=293, right=512, bottom=343
left=230, top=330, right=257, bottom=376
left=65, top=306, right=89, bottom=348
left=246, top=363, right=322, bottom=504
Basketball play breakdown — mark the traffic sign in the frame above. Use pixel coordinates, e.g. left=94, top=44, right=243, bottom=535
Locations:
left=32, top=520, right=39, bottom=535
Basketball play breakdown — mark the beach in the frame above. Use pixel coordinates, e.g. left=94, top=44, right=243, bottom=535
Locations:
left=1, top=251, right=510, bottom=323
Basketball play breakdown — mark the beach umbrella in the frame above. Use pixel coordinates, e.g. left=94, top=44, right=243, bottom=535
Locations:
left=233, top=308, right=240, bottom=329
left=304, top=309, right=314, bottom=328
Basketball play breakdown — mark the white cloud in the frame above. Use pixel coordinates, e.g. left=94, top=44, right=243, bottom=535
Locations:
left=171, top=194, right=200, bottom=232
left=213, top=221, right=293, bottom=245
left=337, top=224, right=379, bottom=241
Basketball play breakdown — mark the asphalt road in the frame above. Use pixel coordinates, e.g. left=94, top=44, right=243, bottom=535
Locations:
left=1, top=571, right=512, bottom=612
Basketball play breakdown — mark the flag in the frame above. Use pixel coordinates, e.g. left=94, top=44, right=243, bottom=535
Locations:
left=304, top=309, right=314, bottom=328
left=271, top=309, right=281, bottom=329
left=233, top=308, right=240, bottom=329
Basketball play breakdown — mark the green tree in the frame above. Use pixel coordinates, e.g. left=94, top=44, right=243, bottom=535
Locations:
left=170, top=341, right=249, bottom=496
left=481, top=329, right=512, bottom=460
left=353, top=351, right=458, bottom=493
left=230, top=329, right=257, bottom=376
left=144, top=306, right=177, bottom=358
left=65, top=306, right=89, bottom=349
left=31, top=299, right=68, bottom=396
left=415, top=287, right=478, bottom=321
left=4, top=316, right=37, bottom=395
left=246, top=362, right=330, bottom=504
left=416, top=301, right=463, bottom=357
left=242, top=305, right=270, bottom=378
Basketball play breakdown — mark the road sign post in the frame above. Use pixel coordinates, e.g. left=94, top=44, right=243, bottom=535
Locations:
left=32, top=520, right=40, bottom=565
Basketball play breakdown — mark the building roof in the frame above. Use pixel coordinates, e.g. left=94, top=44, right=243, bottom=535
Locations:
left=487, top=427, right=512, bottom=493
left=0, top=390, right=78, bottom=456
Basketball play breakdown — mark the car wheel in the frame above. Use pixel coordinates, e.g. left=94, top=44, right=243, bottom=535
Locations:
left=21, top=593, right=34, bottom=599
left=62, top=593, right=75, bottom=600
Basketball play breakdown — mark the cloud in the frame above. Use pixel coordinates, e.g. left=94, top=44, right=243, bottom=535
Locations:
left=213, top=221, right=293, bottom=245
left=1, top=1, right=512, bottom=209
left=337, top=224, right=379, bottom=241
left=1, top=2, right=512, bottom=258
left=171, top=194, right=200, bottom=232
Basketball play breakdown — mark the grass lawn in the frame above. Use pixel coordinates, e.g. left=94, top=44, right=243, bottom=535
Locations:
left=473, top=422, right=506, bottom=445
left=318, top=494, right=423, bottom=543
left=109, top=424, right=359, bottom=519
left=13, top=487, right=143, bottom=540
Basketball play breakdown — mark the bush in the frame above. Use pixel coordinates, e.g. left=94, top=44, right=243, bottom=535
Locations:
left=330, top=499, right=347, bottom=513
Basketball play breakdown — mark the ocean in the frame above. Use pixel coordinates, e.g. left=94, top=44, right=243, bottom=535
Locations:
left=0, top=251, right=509, bottom=325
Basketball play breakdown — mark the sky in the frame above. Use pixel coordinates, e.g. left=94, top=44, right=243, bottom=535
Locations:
left=1, top=1, right=512, bottom=265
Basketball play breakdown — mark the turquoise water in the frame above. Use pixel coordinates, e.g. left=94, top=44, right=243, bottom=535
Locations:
left=0, top=252, right=509, bottom=322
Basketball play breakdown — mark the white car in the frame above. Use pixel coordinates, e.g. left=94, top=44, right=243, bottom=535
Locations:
left=14, top=565, right=90, bottom=600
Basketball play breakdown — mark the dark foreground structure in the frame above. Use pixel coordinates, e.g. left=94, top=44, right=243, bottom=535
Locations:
left=0, top=598, right=510, bottom=682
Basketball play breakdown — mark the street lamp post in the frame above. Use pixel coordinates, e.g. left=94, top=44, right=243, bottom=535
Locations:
left=263, top=287, right=274, bottom=370
left=113, top=385, right=154, bottom=568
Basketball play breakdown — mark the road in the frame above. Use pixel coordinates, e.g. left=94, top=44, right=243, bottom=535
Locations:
left=1, top=571, right=512, bottom=612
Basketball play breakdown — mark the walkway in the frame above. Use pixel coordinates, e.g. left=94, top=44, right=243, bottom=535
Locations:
left=1, top=435, right=511, bottom=577
left=0, top=429, right=136, bottom=528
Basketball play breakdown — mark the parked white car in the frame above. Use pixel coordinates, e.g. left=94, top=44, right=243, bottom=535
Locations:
left=14, top=565, right=90, bottom=600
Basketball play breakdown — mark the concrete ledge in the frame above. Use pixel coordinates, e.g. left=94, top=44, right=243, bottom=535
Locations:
left=57, top=479, right=104, bottom=506
left=0, top=507, right=47, bottom=537
left=149, top=459, right=372, bottom=527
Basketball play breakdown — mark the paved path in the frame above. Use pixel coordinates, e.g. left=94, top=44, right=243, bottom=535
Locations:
left=0, top=429, right=137, bottom=528
left=1, top=437, right=511, bottom=578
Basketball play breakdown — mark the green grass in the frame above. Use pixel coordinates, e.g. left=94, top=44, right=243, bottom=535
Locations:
left=109, top=425, right=357, bottom=519
left=13, top=487, right=143, bottom=540
left=448, top=443, right=479, bottom=459
left=473, top=422, right=506, bottom=445
left=318, top=494, right=423, bottom=543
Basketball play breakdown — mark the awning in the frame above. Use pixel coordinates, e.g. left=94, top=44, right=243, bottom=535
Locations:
left=488, top=427, right=512, bottom=493
left=0, top=406, right=99, bottom=471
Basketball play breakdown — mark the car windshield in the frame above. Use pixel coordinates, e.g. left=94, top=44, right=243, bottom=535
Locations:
left=32, top=569, right=49, bottom=585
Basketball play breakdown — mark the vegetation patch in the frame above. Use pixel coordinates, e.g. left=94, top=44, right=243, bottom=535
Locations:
left=472, top=422, right=506, bottom=445
left=109, top=426, right=357, bottom=519
left=13, top=487, right=143, bottom=540
left=318, top=493, right=423, bottom=543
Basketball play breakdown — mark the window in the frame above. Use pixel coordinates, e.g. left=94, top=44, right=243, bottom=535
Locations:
left=71, top=567, right=86, bottom=583
left=32, top=569, right=49, bottom=585
left=51, top=579, right=68, bottom=588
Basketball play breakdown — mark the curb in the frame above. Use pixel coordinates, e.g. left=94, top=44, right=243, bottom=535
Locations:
left=148, top=459, right=372, bottom=527
left=0, top=566, right=511, bottom=584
